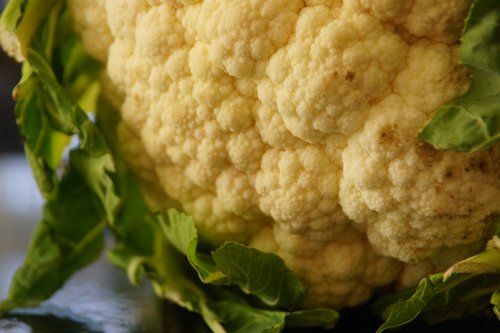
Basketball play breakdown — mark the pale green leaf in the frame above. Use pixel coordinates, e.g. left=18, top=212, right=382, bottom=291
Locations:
left=213, top=242, right=306, bottom=308
left=0, top=158, right=105, bottom=311
left=419, top=0, right=500, bottom=151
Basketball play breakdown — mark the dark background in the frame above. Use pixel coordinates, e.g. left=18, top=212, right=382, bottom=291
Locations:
left=0, top=50, right=22, bottom=153
left=0, top=0, right=22, bottom=153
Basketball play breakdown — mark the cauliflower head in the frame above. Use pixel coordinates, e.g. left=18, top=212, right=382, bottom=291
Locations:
left=67, top=0, right=500, bottom=308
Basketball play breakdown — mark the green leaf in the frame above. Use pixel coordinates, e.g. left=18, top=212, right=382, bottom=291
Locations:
left=208, top=300, right=338, bottom=333
left=159, top=209, right=308, bottom=308
left=375, top=276, right=442, bottom=333
left=0, top=1, right=117, bottom=312
left=159, top=210, right=228, bottom=285
left=0, top=0, right=28, bottom=31
left=109, top=176, right=157, bottom=257
left=0, top=0, right=57, bottom=60
left=104, top=180, right=225, bottom=332
left=106, top=173, right=164, bottom=285
left=55, top=30, right=101, bottom=112
left=70, top=150, right=119, bottom=224
left=419, top=0, right=500, bottom=151
left=9, top=2, right=106, bottom=201
left=27, top=47, right=108, bottom=155
left=101, top=171, right=337, bottom=332
left=444, top=247, right=500, bottom=277
left=421, top=274, right=500, bottom=324
left=375, top=250, right=500, bottom=332
left=285, top=309, right=339, bottom=329
left=459, top=0, right=500, bottom=75
left=0, top=157, right=105, bottom=311
left=11, top=3, right=69, bottom=197
left=376, top=221, right=500, bottom=331
left=14, top=76, right=65, bottom=197
left=209, top=301, right=287, bottom=333
left=213, top=242, right=306, bottom=308
left=492, top=290, right=500, bottom=320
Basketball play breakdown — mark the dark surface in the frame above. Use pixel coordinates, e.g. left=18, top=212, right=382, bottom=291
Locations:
left=160, top=298, right=500, bottom=333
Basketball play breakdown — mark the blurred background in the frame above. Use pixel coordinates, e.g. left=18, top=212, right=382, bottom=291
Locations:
left=0, top=2, right=16, bottom=151
left=0, top=20, right=36, bottom=302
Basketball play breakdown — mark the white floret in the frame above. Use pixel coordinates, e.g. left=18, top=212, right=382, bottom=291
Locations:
left=68, top=0, right=500, bottom=309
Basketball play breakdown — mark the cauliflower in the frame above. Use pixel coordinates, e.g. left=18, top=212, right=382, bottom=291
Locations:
left=62, top=0, right=500, bottom=309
